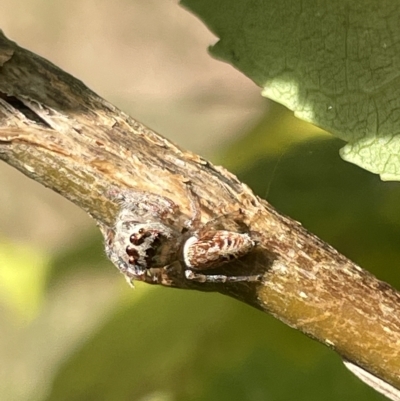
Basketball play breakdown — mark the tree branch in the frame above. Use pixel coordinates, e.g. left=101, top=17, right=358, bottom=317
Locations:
left=0, top=31, right=399, bottom=394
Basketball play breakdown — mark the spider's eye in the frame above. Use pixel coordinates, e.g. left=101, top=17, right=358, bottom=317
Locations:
left=126, top=246, right=140, bottom=265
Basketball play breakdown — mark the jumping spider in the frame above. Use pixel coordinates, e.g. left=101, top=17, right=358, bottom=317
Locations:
left=105, top=189, right=261, bottom=285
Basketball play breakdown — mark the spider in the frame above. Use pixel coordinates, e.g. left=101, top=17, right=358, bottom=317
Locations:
left=105, top=188, right=261, bottom=285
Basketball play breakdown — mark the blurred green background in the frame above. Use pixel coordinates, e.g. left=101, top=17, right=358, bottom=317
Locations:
left=0, top=1, right=398, bottom=400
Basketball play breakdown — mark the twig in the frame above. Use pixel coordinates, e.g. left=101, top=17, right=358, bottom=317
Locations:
left=0, top=30, right=399, bottom=394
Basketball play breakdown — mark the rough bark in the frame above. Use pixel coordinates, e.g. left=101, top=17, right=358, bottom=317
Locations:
left=0, top=31, right=399, bottom=394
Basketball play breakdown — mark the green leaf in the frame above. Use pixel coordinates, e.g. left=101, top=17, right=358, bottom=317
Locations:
left=181, top=0, right=400, bottom=181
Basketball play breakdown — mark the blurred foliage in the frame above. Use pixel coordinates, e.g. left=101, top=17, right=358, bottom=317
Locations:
left=0, top=238, right=49, bottom=321
left=1, top=101, right=396, bottom=400
left=45, top=231, right=108, bottom=290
